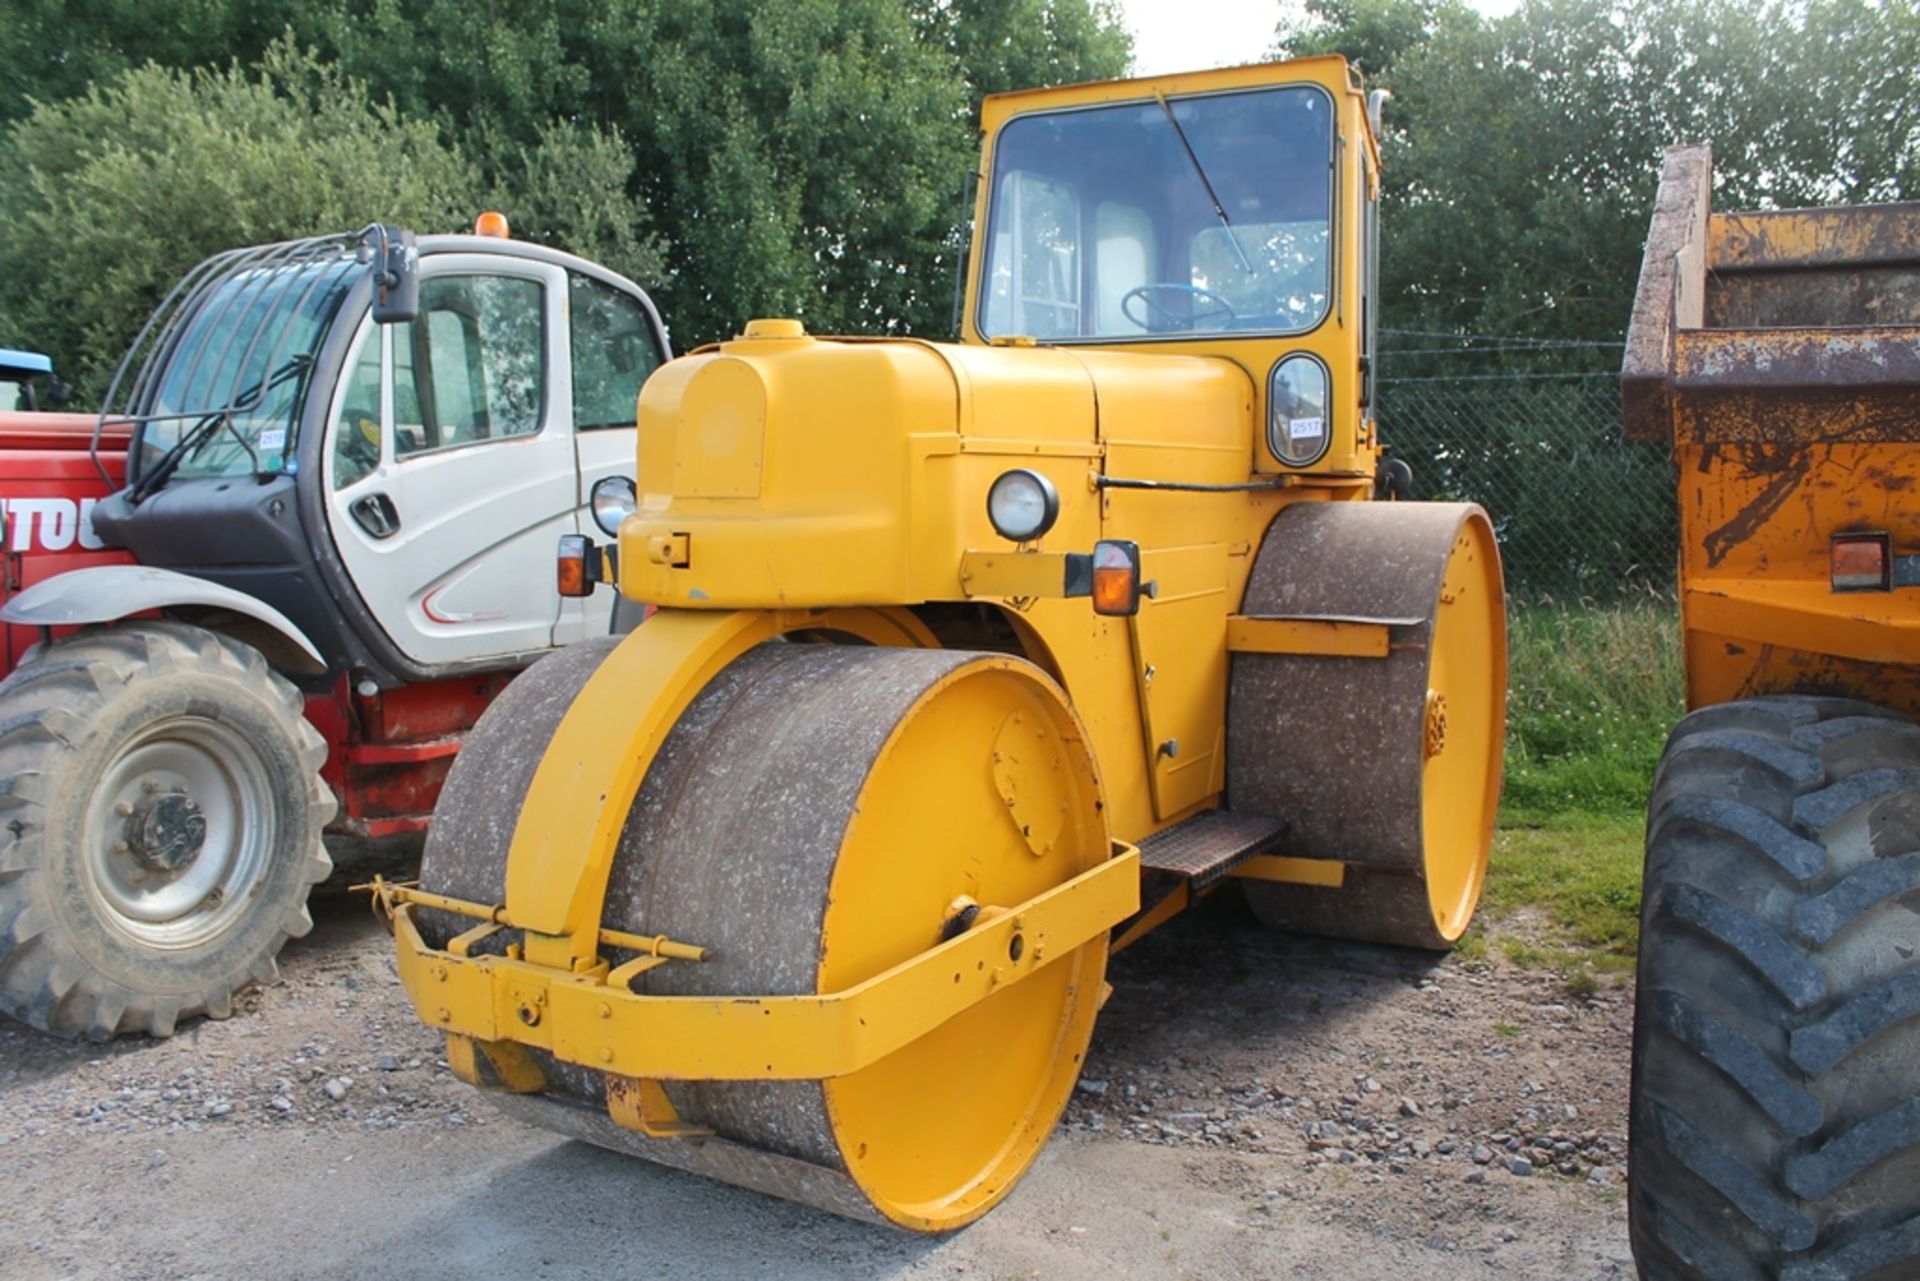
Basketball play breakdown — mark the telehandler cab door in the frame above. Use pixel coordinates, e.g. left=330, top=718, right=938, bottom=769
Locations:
left=553, top=270, right=663, bottom=644
left=322, top=254, right=579, bottom=668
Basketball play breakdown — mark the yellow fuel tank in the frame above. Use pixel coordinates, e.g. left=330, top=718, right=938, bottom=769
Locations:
left=622, top=322, right=1251, bottom=610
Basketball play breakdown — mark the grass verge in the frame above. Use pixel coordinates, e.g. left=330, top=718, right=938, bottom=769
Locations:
left=1501, top=589, right=1684, bottom=819
left=1466, top=592, right=1684, bottom=980
left=1482, top=813, right=1645, bottom=976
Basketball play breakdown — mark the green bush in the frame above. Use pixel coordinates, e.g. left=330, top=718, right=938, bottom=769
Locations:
left=0, top=41, right=480, bottom=402
left=0, top=39, right=665, bottom=404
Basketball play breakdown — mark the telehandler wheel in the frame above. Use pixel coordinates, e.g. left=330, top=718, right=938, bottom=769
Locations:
left=1630, top=696, right=1920, bottom=1280
left=1230, top=502, right=1505, bottom=950
left=0, top=623, right=333, bottom=1040
left=421, top=636, right=1112, bottom=1230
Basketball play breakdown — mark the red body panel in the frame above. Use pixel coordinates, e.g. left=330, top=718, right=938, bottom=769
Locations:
left=0, top=412, right=136, bottom=670
left=306, top=673, right=513, bottom=837
left=0, top=411, right=513, bottom=838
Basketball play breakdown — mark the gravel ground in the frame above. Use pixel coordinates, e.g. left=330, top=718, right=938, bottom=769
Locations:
left=0, top=888, right=1634, bottom=1280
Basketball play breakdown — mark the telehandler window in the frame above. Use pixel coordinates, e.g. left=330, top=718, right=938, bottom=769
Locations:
left=141, top=256, right=358, bottom=480
left=569, top=273, right=663, bottom=431
left=390, top=275, right=546, bottom=458
left=980, top=84, right=1333, bottom=342
left=330, top=331, right=383, bottom=490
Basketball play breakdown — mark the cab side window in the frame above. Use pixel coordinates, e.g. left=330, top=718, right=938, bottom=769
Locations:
left=984, top=171, right=1082, bottom=339
left=569, top=274, right=663, bottom=431
left=390, top=274, right=546, bottom=457
left=331, top=330, right=382, bottom=490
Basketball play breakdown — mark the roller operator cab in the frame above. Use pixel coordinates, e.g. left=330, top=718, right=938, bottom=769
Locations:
left=0, top=224, right=670, bottom=1043
left=387, top=56, right=1508, bottom=1231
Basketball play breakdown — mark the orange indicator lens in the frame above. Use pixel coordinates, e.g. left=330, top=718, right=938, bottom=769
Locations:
left=1091, top=540, right=1141, bottom=616
left=557, top=534, right=590, bottom=597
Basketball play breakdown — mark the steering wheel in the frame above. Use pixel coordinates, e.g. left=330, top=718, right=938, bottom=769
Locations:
left=1120, top=283, right=1238, bottom=331
left=338, top=414, right=381, bottom=475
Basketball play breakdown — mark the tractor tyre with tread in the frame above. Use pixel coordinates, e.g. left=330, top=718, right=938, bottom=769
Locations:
left=1630, top=694, right=1920, bottom=1280
left=0, top=622, right=333, bottom=1040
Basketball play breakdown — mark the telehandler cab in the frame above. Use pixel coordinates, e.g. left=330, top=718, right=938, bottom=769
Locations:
left=377, top=55, right=1508, bottom=1229
left=0, top=220, right=669, bottom=1041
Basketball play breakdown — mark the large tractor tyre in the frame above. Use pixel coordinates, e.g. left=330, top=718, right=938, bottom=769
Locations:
left=1230, top=502, right=1506, bottom=950
left=1630, top=695, right=1920, bottom=1280
left=422, top=635, right=1112, bottom=1230
left=0, top=623, right=333, bottom=1040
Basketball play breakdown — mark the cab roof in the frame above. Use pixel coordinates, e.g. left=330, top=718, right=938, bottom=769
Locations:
left=0, top=349, right=53, bottom=380
left=978, top=54, right=1356, bottom=132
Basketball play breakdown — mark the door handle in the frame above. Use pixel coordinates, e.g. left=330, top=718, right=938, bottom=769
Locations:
left=350, top=493, right=401, bottom=539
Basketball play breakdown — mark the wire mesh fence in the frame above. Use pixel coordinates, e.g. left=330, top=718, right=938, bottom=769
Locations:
left=1376, top=375, right=1677, bottom=599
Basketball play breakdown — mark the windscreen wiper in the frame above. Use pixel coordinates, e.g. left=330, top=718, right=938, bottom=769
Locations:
left=128, top=355, right=310, bottom=501
left=1155, top=91, right=1254, bottom=273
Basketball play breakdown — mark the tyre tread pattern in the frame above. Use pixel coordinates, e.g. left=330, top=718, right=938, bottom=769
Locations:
left=1789, top=972, right=1920, bottom=1075
left=1646, top=989, right=1822, bottom=1135
left=1786, top=1099, right=1920, bottom=1201
left=1647, top=795, right=1826, bottom=882
left=1650, top=882, right=1826, bottom=1009
left=1632, top=696, right=1920, bottom=1279
left=1793, top=852, right=1920, bottom=945
left=0, top=623, right=332, bottom=1039
left=1662, top=728, right=1823, bottom=784
left=1650, top=1100, right=1817, bottom=1251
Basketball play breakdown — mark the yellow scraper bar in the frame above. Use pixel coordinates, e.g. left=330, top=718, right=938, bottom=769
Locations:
left=381, top=844, right=1139, bottom=1081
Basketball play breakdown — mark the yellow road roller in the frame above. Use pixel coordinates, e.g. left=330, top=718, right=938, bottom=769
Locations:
left=371, top=54, right=1507, bottom=1230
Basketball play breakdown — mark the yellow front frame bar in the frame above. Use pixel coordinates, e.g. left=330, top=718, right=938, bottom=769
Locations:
left=389, top=844, right=1139, bottom=1081
left=958, top=549, right=1077, bottom=599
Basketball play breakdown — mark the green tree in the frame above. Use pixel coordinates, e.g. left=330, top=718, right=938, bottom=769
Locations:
left=0, top=2, right=1131, bottom=370
left=302, top=0, right=1131, bottom=343
left=910, top=0, right=1133, bottom=123
left=1280, top=0, right=1920, bottom=365
left=0, top=0, right=287, bottom=126
left=0, top=41, right=613, bottom=401
left=1279, top=0, right=1920, bottom=595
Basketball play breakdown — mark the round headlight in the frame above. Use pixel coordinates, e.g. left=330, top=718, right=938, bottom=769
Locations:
left=1268, top=354, right=1332, bottom=467
left=590, top=475, right=637, bottom=537
left=986, top=469, right=1060, bottom=543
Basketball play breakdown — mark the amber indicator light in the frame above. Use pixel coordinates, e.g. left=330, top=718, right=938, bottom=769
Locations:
left=557, top=534, right=590, bottom=597
left=1090, top=540, right=1142, bottom=616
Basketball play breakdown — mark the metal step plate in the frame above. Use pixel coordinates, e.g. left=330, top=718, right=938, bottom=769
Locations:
left=1137, top=809, right=1287, bottom=888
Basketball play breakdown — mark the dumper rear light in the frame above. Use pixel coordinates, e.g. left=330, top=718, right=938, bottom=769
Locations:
left=1831, top=533, right=1890, bottom=592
